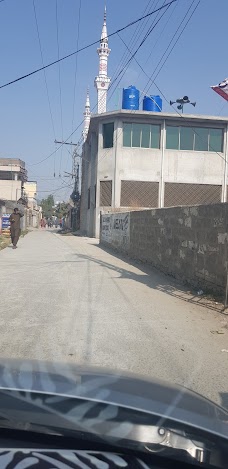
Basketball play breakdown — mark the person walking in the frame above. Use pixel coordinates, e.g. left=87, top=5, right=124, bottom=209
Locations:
left=9, top=207, right=24, bottom=249
left=40, top=218, right=45, bottom=228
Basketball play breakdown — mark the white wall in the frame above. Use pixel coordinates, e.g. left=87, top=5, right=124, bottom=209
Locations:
left=0, top=180, right=22, bottom=201
left=164, top=150, right=224, bottom=184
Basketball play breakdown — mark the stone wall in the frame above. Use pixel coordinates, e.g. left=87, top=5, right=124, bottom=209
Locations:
left=100, top=203, right=228, bottom=296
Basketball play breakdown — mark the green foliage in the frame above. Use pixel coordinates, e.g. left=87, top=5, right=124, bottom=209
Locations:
left=54, top=202, right=69, bottom=218
left=40, top=195, right=55, bottom=218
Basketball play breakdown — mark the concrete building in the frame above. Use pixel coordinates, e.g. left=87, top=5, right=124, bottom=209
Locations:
left=0, top=160, right=41, bottom=229
left=24, top=181, right=41, bottom=228
left=0, top=158, right=27, bottom=201
left=80, top=110, right=228, bottom=238
left=24, top=181, right=37, bottom=208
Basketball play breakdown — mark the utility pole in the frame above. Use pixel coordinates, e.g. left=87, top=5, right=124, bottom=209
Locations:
left=54, top=140, right=81, bottom=231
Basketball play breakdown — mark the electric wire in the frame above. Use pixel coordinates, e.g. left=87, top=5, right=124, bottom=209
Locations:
left=107, top=2, right=172, bottom=111
left=27, top=1, right=177, bottom=168
left=144, top=0, right=200, bottom=94
left=32, top=0, right=56, bottom=139
left=71, top=0, right=82, bottom=133
left=0, top=0, right=178, bottom=90
left=113, top=0, right=155, bottom=86
left=118, top=0, right=178, bottom=87
left=55, top=0, right=64, bottom=177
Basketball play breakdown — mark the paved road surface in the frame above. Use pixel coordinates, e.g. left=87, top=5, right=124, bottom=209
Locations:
left=0, top=229, right=227, bottom=408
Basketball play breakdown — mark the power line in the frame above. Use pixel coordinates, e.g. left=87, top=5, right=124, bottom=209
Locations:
left=71, top=0, right=82, bottom=132
left=38, top=181, right=75, bottom=194
left=0, top=0, right=178, bottom=90
left=121, top=0, right=178, bottom=87
left=55, top=0, right=64, bottom=177
left=32, top=0, right=56, bottom=139
left=108, top=1, right=171, bottom=104
left=28, top=1, right=177, bottom=168
left=113, top=0, right=155, bottom=87
left=145, top=0, right=200, bottom=91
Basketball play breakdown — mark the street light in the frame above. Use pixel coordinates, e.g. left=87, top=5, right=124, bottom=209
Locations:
left=170, top=96, right=196, bottom=113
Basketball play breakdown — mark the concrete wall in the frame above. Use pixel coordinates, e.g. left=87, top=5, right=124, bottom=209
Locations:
left=100, top=212, right=130, bottom=251
left=100, top=203, right=228, bottom=296
left=0, top=180, right=22, bottom=201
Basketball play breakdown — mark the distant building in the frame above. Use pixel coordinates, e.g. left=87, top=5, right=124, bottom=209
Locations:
left=80, top=110, right=228, bottom=238
left=0, top=158, right=27, bottom=201
left=24, top=181, right=41, bottom=228
left=0, top=159, right=42, bottom=228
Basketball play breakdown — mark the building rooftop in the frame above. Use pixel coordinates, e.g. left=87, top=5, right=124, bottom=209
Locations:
left=0, top=158, right=26, bottom=167
left=88, top=110, right=228, bottom=132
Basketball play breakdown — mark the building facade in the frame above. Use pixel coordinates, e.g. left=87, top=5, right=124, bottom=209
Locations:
left=0, top=160, right=41, bottom=229
left=24, top=181, right=41, bottom=228
left=0, top=158, right=27, bottom=201
left=80, top=110, right=228, bottom=238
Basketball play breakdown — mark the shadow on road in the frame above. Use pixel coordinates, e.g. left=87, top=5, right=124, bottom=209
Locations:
left=78, top=243, right=228, bottom=317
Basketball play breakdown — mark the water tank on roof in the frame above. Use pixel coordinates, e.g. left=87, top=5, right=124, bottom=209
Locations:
left=122, top=86, right=139, bottom=110
left=143, top=95, right=162, bottom=112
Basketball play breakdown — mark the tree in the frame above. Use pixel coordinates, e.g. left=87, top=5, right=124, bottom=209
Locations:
left=54, top=202, right=69, bottom=218
left=40, top=195, right=54, bottom=218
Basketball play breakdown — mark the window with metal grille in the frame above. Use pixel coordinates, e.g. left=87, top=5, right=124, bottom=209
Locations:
left=164, top=183, right=222, bottom=207
left=166, top=126, right=223, bottom=152
left=121, top=180, right=159, bottom=208
left=100, top=180, right=112, bottom=206
left=103, top=123, right=114, bottom=148
left=123, top=123, right=160, bottom=149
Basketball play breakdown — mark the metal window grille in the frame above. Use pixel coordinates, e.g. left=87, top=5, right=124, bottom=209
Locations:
left=121, top=180, right=159, bottom=208
left=164, top=183, right=222, bottom=207
left=100, top=180, right=112, bottom=206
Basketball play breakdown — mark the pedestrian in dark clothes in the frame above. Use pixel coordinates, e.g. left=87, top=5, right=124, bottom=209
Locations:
left=9, top=208, right=24, bottom=249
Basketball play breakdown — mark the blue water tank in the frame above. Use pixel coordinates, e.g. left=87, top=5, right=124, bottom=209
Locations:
left=143, top=95, right=162, bottom=112
left=122, top=85, right=140, bottom=110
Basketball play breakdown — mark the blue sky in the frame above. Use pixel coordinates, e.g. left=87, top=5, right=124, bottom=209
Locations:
left=0, top=0, right=227, bottom=200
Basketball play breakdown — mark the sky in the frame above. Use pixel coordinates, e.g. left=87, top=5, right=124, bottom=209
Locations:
left=0, top=0, right=227, bottom=201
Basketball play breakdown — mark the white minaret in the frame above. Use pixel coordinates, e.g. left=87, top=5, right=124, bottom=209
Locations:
left=94, top=6, right=111, bottom=114
left=82, top=88, right=91, bottom=142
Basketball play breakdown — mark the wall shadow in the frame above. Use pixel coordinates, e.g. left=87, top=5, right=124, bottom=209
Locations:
left=83, top=242, right=228, bottom=316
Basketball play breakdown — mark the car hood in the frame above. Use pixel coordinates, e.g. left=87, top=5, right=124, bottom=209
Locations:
left=0, top=359, right=227, bottom=440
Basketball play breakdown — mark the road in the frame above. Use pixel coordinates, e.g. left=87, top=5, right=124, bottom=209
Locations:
left=0, top=229, right=227, bottom=409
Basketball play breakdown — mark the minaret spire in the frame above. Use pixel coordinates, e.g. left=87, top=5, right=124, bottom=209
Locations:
left=94, top=5, right=111, bottom=114
left=82, top=87, right=91, bottom=142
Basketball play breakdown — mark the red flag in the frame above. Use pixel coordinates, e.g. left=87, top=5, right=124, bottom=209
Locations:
left=211, top=78, right=228, bottom=102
